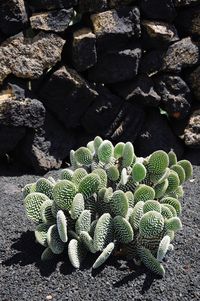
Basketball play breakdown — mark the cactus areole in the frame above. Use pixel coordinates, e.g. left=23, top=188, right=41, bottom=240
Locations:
left=23, top=136, right=193, bottom=276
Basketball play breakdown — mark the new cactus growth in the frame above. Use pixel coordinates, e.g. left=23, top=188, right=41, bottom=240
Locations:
left=23, top=136, right=193, bottom=276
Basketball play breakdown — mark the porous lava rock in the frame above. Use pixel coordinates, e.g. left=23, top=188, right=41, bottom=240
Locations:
left=142, top=20, right=179, bottom=49
left=78, top=0, right=108, bottom=13
left=27, top=0, right=78, bottom=11
left=81, top=85, right=124, bottom=135
left=30, top=8, right=74, bottom=32
left=140, top=50, right=165, bottom=76
left=174, top=0, right=200, bottom=7
left=184, top=109, right=200, bottom=147
left=0, top=126, right=26, bottom=155
left=188, top=66, right=200, bottom=101
left=110, top=75, right=161, bottom=107
left=90, top=7, right=141, bottom=51
left=155, top=75, right=192, bottom=119
left=88, top=44, right=142, bottom=83
left=0, top=0, right=28, bottom=36
left=176, top=7, right=200, bottom=36
left=18, top=112, right=76, bottom=173
left=135, top=108, right=184, bottom=158
left=0, top=32, right=65, bottom=85
left=162, top=37, right=199, bottom=72
left=140, top=0, right=176, bottom=21
left=72, top=28, right=97, bottom=71
left=39, top=66, right=98, bottom=129
left=106, top=103, right=145, bottom=142
left=0, top=93, right=45, bottom=128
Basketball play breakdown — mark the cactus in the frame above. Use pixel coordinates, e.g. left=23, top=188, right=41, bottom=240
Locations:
left=22, top=136, right=192, bottom=277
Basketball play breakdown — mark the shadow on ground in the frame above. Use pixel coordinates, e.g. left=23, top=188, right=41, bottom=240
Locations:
left=2, top=230, right=159, bottom=292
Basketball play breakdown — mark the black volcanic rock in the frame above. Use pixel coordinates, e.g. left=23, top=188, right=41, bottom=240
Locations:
left=140, top=50, right=165, bottom=76
left=175, top=7, right=200, bottom=37
left=78, top=0, right=108, bottom=13
left=27, top=0, right=78, bottom=11
left=30, top=8, right=74, bottom=33
left=18, top=112, right=76, bottom=173
left=81, top=85, right=124, bottom=135
left=188, top=66, right=200, bottom=101
left=0, top=0, right=28, bottom=36
left=72, top=28, right=97, bottom=72
left=184, top=109, right=200, bottom=147
left=110, top=75, right=161, bottom=107
left=88, top=45, right=142, bottom=83
left=174, top=0, right=200, bottom=7
left=39, top=66, right=97, bottom=129
left=140, top=0, right=176, bottom=21
left=162, top=37, right=199, bottom=72
left=155, top=75, right=192, bottom=119
left=142, top=20, right=179, bottom=49
left=90, top=7, right=141, bottom=51
left=0, top=126, right=26, bottom=155
left=135, top=108, right=184, bottom=158
left=106, top=103, right=145, bottom=143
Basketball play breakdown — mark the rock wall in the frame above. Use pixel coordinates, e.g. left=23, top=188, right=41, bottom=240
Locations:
left=0, top=0, right=200, bottom=173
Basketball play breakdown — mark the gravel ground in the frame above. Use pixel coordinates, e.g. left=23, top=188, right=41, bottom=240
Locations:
left=0, top=166, right=200, bottom=301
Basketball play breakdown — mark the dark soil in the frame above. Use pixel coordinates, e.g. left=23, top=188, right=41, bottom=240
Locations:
left=0, top=167, right=200, bottom=301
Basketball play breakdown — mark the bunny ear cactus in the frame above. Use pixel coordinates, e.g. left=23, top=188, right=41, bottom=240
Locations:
left=22, top=136, right=193, bottom=275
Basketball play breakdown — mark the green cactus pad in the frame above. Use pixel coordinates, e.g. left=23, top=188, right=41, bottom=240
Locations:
left=165, top=217, right=182, bottom=232
left=161, top=205, right=173, bottom=219
left=168, top=150, right=177, bottom=167
left=35, top=223, right=49, bottom=247
left=114, top=142, right=125, bottom=159
left=113, top=216, right=134, bottom=243
left=47, top=225, right=65, bottom=254
left=171, top=164, right=185, bottom=185
left=166, top=171, right=180, bottom=193
left=70, top=150, right=80, bottom=170
left=72, top=168, right=88, bottom=186
left=137, top=246, right=165, bottom=276
left=132, top=163, right=147, bottom=182
left=68, top=239, right=87, bottom=268
left=129, top=201, right=144, bottom=230
left=92, top=242, right=115, bottom=269
left=163, top=204, right=177, bottom=217
left=60, top=169, right=74, bottom=181
left=94, top=136, right=103, bottom=153
left=57, top=210, right=68, bottom=243
left=80, top=231, right=96, bottom=253
left=177, top=160, right=193, bottom=181
left=139, top=211, right=164, bottom=238
left=149, top=168, right=170, bottom=185
left=89, top=219, right=98, bottom=237
left=154, top=179, right=169, bottom=199
left=134, top=185, right=155, bottom=203
left=93, top=213, right=114, bottom=251
left=70, top=193, right=85, bottom=220
left=75, top=210, right=91, bottom=235
left=106, top=165, right=120, bottom=182
left=36, top=178, right=54, bottom=199
left=160, top=197, right=181, bottom=215
left=85, top=196, right=96, bottom=219
left=125, top=191, right=134, bottom=208
left=87, top=141, right=95, bottom=153
left=41, top=247, right=54, bottom=261
left=23, top=183, right=36, bottom=198
left=40, top=199, right=55, bottom=224
left=78, top=174, right=101, bottom=199
left=74, top=147, right=93, bottom=166
left=110, top=190, right=129, bottom=217
left=98, top=140, right=114, bottom=163
left=148, top=150, right=169, bottom=174
left=53, top=180, right=77, bottom=211
left=92, top=168, right=107, bottom=189
left=51, top=201, right=61, bottom=218
left=143, top=200, right=161, bottom=214
left=122, top=142, right=135, bottom=168
left=157, top=235, right=171, bottom=261
left=24, top=192, right=50, bottom=223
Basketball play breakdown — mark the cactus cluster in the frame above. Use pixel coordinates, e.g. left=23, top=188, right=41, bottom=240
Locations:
left=23, top=137, right=193, bottom=276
